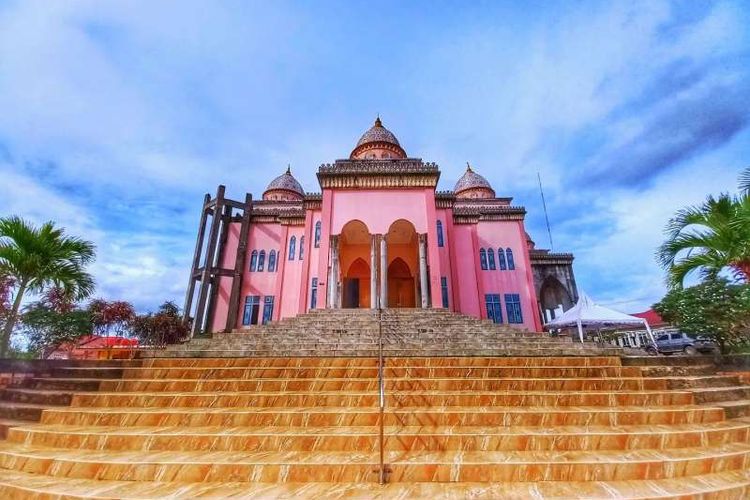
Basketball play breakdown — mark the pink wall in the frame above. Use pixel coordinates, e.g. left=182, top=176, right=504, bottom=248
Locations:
left=451, top=224, right=482, bottom=317
left=279, top=226, right=305, bottom=319
left=330, top=189, right=432, bottom=234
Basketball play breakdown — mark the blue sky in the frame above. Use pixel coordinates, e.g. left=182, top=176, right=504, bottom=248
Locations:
left=0, top=0, right=748, bottom=312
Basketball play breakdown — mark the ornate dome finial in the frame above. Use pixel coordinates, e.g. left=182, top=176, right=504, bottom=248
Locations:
left=466, top=162, right=473, bottom=172
left=286, top=163, right=291, bottom=174
left=374, top=115, right=382, bottom=127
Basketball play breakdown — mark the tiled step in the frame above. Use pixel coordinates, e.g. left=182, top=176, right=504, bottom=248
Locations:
left=10, top=421, right=750, bottom=452
left=96, top=376, right=668, bottom=393
left=690, top=386, right=750, bottom=404
left=0, top=388, right=75, bottom=406
left=40, top=405, right=726, bottom=428
left=0, top=419, right=27, bottom=440
left=67, top=389, right=695, bottom=409
left=1, top=443, right=748, bottom=482
left=142, top=348, right=623, bottom=358
left=1, top=469, right=749, bottom=499
left=0, top=402, right=48, bottom=422
left=20, top=377, right=105, bottom=392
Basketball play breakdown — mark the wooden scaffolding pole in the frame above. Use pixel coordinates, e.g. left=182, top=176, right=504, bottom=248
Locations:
left=226, top=193, right=253, bottom=332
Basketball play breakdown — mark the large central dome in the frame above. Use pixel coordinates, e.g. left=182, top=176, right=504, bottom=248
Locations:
left=350, top=117, right=407, bottom=160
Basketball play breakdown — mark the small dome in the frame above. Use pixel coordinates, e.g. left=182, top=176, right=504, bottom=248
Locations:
left=454, top=163, right=495, bottom=198
left=350, top=117, right=407, bottom=159
left=263, top=166, right=304, bottom=201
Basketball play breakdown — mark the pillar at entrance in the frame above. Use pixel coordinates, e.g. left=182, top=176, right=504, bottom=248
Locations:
left=370, top=235, right=378, bottom=309
left=328, top=235, right=340, bottom=309
left=379, top=235, right=387, bottom=309
left=418, top=233, right=429, bottom=309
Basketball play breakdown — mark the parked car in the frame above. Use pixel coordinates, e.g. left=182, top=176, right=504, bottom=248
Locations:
left=645, top=332, right=718, bottom=355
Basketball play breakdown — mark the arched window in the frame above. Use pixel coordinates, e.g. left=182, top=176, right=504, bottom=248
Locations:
left=288, top=236, right=296, bottom=260
left=257, top=250, right=266, bottom=272
left=498, top=248, right=507, bottom=270
left=487, top=248, right=496, bottom=270
left=249, top=250, right=258, bottom=272
left=299, top=236, right=305, bottom=260
left=479, top=248, right=488, bottom=270
left=268, top=250, right=276, bottom=272
left=314, top=221, right=321, bottom=248
left=436, top=220, right=444, bottom=247
left=506, top=248, right=515, bottom=270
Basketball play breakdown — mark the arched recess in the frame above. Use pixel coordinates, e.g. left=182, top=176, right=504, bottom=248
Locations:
left=340, top=220, right=372, bottom=308
left=388, top=257, right=416, bottom=308
left=385, top=219, right=419, bottom=308
left=539, top=276, right=574, bottom=322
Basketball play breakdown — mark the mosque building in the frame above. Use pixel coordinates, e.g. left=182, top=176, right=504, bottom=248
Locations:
left=184, top=118, right=578, bottom=334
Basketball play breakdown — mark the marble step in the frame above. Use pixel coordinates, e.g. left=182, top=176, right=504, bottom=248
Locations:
left=690, top=386, right=750, bottom=404
left=40, top=405, right=727, bottom=428
left=66, top=389, right=696, bottom=408
left=91, top=377, right=670, bottom=393
left=141, top=348, right=623, bottom=358
left=0, top=388, right=74, bottom=406
left=0, top=402, right=48, bottom=422
left=61, top=365, right=644, bottom=380
left=1, top=443, right=748, bottom=482
left=0, top=418, right=27, bottom=440
left=138, top=355, right=622, bottom=368
left=2, top=469, right=749, bottom=499
left=9, top=421, right=750, bottom=452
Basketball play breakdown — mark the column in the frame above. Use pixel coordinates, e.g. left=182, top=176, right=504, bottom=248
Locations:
left=330, top=235, right=340, bottom=308
left=379, top=235, right=388, bottom=309
left=418, top=233, right=429, bottom=309
left=370, top=235, right=378, bottom=309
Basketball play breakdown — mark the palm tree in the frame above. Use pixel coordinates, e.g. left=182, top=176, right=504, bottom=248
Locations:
left=658, top=168, right=750, bottom=288
left=0, top=217, right=95, bottom=357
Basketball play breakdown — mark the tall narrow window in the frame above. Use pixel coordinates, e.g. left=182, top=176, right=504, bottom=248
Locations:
left=485, top=294, right=502, bottom=324
left=487, top=248, right=496, bottom=270
left=506, top=248, right=515, bottom=270
left=242, top=295, right=261, bottom=325
left=437, top=220, right=444, bottom=247
left=480, top=248, right=488, bottom=270
left=310, top=278, right=318, bottom=310
left=440, top=277, right=449, bottom=308
left=262, top=296, right=275, bottom=324
left=249, top=250, right=258, bottom=272
left=498, top=248, right=507, bottom=270
left=257, top=250, right=266, bottom=272
left=288, top=236, right=296, bottom=260
left=299, top=236, right=305, bottom=260
left=268, top=250, right=276, bottom=272
left=314, top=221, right=321, bottom=248
left=505, top=293, right=523, bottom=324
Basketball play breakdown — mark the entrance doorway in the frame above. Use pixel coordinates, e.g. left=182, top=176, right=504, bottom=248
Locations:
left=388, top=257, right=415, bottom=307
left=385, top=219, right=419, bottom=308
left=340, top=221, right=372, bottom=308
left=343, top=258, right=370, bottom=308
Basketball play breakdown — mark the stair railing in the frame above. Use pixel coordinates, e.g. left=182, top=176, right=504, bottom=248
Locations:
left=377, top=306, right=386, bottom=484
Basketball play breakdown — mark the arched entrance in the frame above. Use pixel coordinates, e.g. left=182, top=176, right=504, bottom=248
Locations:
left=385, top=219, right=420, bottom=308
left=339, top=220, right=373, bottom=308
left=539, top=277, right=574, bottom=322
left=388, top=258, right=416, bottom=307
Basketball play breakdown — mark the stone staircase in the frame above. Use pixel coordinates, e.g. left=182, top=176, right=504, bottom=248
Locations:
left=0, top=354, right=749, bottom=497
left=145, top=309, right=621, bottom=358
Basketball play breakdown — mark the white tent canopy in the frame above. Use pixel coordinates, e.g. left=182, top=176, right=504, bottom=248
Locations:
left=544, top=292, right=657, bottom=345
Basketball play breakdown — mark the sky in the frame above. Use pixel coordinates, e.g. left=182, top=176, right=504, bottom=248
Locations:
left=0, top=0, right=749, bottom=313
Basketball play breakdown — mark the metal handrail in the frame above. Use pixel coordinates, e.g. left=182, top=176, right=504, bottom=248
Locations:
left=377, top=306, right=386, bottom=484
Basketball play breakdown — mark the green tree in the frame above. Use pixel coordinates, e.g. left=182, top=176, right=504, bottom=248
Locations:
left=22, top=302, right=92, bottom=357
left=657, top=168, right=750, bottom=287
left=0, top=217, right=95, bottom=357
left=132, top=301, right=189, bottom=347
left=653, top=276, right=750, bottom=353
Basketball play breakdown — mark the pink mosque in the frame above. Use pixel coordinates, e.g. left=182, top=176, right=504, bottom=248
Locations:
left=184, top=118, right=578, bottom=334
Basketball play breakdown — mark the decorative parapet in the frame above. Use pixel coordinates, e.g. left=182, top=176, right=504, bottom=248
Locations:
left=452, top=205, right=526, bottom=223
left=529, top=249, right=575, bottom=265
left=317, top=159, right=440, bottom=189
left=303, top=193, right=322, bottom=210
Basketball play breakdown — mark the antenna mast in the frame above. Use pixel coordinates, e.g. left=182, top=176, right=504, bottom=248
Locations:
left=537, top=172, right=554, bottom=251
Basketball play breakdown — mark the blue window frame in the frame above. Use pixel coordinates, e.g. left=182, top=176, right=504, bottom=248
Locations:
left=249, top=250, right=258, bottom=272
left=506, top=248, right=515, bottom=270
left=479, top=248, right=488, bottom=270
left=440, top=277, right=449, bottom=308
left=485, top=294, right=503, bottom=324
left=299, top=236, right=305, bottom=260
left=242, top=295, right=261, bottom=325
left=498, top=248, right=507, bottom=270
left=257, top=250, right=265, bottom=272
left=262, top=296, right=274, bottom=324
left=314, top=221, right=321, bottom=248
left=437, top=220, right=444, bottom=247
left=487, top=248, right=496, bottom=270
left=288, top=236, right=296, bottom=260
left=310, top=278, right=318, bottom=310
left=268, top=250, right=276, bottom=272
left=505, top=293, right=523, bottom=324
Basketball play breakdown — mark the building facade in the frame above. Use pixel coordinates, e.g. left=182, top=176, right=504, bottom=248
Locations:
left=184, top=118, right=578, bottom=334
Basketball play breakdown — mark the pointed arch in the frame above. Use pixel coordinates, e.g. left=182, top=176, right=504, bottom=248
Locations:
left=314, top=221, right=321, bottom=248
left=257, top=250, right=266, bottom=272
left=480, top=248, right=488, bottom=270
left=268, top=250, right=276, bottom=272
left=506, top=248, right=515, bottom=270
left=487, top=248, right=496, bottom=270
left=288, top=236, right=296, bottom=260
left=249, top=250, right=258, bottom=272
left=299, top=236, right=305, bottom=260
left=498, top=248, right=507, bottom=270
left=436, top=220, right=444, bottom=247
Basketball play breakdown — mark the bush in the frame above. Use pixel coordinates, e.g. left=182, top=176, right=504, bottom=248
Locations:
left=131, top=301, right=189, bottom=347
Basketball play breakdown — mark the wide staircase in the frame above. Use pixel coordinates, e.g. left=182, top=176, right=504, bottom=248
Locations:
left=150, top=309, right=621, bottom=358
left=0, top=312, right=748, bottom=497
